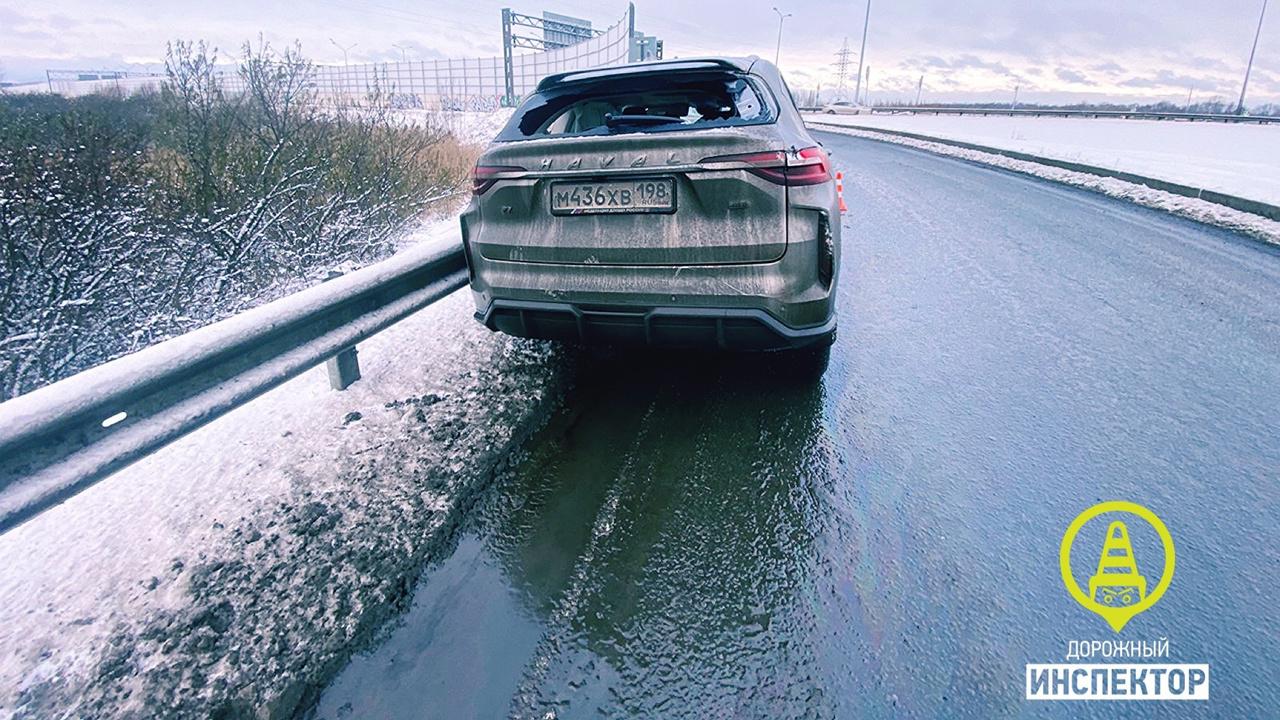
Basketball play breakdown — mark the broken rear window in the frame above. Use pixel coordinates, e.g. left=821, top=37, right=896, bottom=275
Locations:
left=495, top=71, right=778, bottom=141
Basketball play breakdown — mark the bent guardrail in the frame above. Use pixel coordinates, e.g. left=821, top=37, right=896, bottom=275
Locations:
left=0, top=240, right=468, bottom=533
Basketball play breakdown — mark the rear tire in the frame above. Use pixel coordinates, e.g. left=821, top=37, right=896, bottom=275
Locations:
left=787, top=344, right=831, bottom=382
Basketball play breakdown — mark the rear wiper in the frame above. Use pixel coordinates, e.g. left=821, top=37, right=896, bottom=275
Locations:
left=604, top=113, right=684, bottom=127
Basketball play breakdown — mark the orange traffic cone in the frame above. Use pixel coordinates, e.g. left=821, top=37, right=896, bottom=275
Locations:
left=836, top=171, right=848, bottom=213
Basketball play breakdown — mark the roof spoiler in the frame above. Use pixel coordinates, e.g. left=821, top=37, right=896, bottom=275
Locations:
left=536, top=57, right=756, bottom=92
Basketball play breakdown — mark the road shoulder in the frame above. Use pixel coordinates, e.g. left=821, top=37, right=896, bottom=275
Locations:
left=0, top=243, right=573, bottom=718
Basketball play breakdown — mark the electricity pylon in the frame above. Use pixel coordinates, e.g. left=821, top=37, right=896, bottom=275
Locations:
left=834, top=37, right=853, bottom=100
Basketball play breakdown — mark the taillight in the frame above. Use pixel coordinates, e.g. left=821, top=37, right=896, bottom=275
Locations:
left=787, top=147, right=833, bottom=186
left=472, top=165, right=524, bottom=195
left=699, top=147, right=831, bottom=186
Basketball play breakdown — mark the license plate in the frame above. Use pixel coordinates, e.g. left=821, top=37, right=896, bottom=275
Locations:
left=550, top=179, right=675, bottom=215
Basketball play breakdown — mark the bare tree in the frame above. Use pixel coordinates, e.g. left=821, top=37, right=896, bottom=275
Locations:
left=0, top=39, right=469, bottom=400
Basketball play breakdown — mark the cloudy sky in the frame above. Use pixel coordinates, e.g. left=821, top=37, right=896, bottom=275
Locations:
left=1, top=0, right=1275, bottom=105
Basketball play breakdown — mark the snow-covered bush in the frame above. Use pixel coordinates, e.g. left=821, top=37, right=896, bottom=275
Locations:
left=0, top=40, right=471, bottom=400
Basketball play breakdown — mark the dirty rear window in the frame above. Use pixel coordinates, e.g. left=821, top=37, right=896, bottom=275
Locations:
left=496, top=71, right=778, bottom=141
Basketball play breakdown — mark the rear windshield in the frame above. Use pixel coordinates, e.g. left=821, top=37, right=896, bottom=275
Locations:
left=495, top=70, right=778, bottom=141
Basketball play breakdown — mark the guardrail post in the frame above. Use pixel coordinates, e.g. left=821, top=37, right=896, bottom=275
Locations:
left=327, top=347, right=361, bottom=390
left=0, top=242, right=469, bottom=533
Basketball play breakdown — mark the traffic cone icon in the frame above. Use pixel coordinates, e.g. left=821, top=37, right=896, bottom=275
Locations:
left=835, top=171, right=848, bottom=213
left=1088, top=521, right=1147, bottom=606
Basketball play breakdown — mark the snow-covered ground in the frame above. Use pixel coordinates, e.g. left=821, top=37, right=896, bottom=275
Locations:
left=6, top=102, right=1273, bottom=717
left=814, top=124, right=1280, bottom=246
left=0, top=217, right=573, bottom=719
left=392, top=109, right=515, bottom=146
left=803, top=113, right=1280, bottom=206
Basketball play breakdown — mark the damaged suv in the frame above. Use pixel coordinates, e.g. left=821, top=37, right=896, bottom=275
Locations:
left=461, top=56, right=840, bottom=366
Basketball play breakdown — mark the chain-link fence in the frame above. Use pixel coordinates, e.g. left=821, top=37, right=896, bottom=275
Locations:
left=295, top=5, right=634, bottom=109
left=29, top=6, right=636, bottom=110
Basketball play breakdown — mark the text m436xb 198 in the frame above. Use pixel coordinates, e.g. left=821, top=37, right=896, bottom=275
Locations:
left=461, top=56, right=841, bottom=371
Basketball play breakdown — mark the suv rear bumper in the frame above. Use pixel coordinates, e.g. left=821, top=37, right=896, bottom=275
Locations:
left=476, top=300, right=835, bottom=351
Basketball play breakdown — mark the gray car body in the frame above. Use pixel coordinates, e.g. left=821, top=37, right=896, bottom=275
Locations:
left=461, top=56, right=841, bottom=351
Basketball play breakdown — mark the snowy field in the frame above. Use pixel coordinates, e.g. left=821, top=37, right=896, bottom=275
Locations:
left=391, top=108, right=514, bottom=145
left=803, top=113, right=1280, bottom=206
left=0, top=217, right=572, bottom=718
left=813, top=124, right=1280, bottom=245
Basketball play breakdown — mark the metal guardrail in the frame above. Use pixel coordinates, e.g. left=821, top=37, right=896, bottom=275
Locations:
left=803, top=106, right=1278, bottom=124
left=0, top=241, right=468, bottom=533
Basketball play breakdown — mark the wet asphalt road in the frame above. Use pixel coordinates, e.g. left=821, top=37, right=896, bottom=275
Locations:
left=314, top=134, right=1279, bottom=719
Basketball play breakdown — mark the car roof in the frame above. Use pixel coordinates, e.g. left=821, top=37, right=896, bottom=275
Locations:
left=536, top=56, right=760, bottom=92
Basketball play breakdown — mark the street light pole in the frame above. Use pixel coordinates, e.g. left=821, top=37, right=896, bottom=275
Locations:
left=329, top=38, right=356, bottom=66
left=1237, top=0, right=1269, bottom=114
left=330, top=38, right=357, bottom=98
left=393, top=43, right=411, bottom=63
left=854, top=0, right=871, bottom=104
left=772, top=7, right=792, bottom=67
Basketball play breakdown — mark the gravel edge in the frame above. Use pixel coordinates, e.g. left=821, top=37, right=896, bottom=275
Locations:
left=10, top=337, right=575, bottom=719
